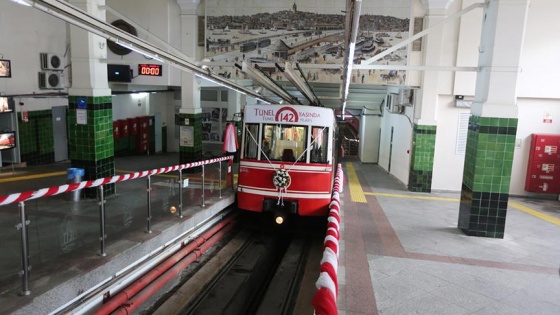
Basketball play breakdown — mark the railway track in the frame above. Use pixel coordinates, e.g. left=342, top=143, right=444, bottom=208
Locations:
left=72, top=211, right=326, bottom=314
left=148, top=213, right=326, bottom=315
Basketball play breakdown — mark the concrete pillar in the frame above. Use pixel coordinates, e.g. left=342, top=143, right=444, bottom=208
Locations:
left=458, top=0, right=530, bottom=238
left=177, top=1, right=203, bottom=172
left=67, top=0, right=115, bottom=198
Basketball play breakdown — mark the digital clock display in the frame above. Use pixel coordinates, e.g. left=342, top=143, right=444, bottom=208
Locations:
left=138, top=64, right=162, bottom=76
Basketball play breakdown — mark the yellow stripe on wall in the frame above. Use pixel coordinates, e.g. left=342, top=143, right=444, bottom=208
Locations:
left=346, top=163, right=367, bottom=203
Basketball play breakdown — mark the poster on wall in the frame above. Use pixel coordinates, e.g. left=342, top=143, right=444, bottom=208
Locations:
left=205, top=0, right=411, bottom=85
left=77, top=108, right=87, bottom=125
left=180, top=126, right=194, bottom=147
left=0, top=97, right=13, bottom=113
left=0, top=59, right=11, bottom=78
left=202, top=107, right=228, bottom=142
left=543, top=111, right=552, bottom=124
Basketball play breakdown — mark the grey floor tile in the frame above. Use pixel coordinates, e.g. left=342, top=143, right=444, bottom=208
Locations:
left=471, top=301, right=529, bottom=315
left=430, top=283, right=496, bottom=312
left=500, top=289, right=560, bottom=314
left=379, top=292, right=469, bottom=315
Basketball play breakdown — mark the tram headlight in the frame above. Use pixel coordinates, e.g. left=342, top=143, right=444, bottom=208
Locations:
left=275, top=215, right=284, bottom=225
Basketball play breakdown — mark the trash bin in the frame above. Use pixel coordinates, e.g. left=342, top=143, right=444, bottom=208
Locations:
left=67, top=168, right=85, bottom=201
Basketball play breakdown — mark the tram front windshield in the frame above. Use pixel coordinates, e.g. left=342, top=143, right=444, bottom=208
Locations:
left=261, top=124, right=305, bottom=162
left=244, top=123, right=329, bottom=163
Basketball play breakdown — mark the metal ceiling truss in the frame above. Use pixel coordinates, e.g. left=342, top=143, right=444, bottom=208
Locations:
left=20, top=0, right=277, bottom=104
left=340, top=0, right=363, bottom=116
left=18, top=0, right=483, bottom=112
left=276, top=62, right=322, bottom=106
left=238, top=61, right=297, bottom=104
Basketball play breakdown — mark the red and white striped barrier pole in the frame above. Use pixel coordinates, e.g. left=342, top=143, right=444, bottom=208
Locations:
left=312, top=164, right=344, bottom=315
left=0, top=156, right=234, bottom=207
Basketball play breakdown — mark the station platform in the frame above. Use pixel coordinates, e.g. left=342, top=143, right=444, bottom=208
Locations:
left=337, top=158, right=560, bottom=315
left=1, top=154, right=559, bottom=314
left=0, top=153, right=236, bottom=314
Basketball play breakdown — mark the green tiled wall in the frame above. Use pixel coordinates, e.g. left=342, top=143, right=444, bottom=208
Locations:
left=458, top=115, right=517, bottom=238
left=178, top=113, right=203, bottom=173
left=408, top=124, right=436, bottom=192
left=17, top=110, right=55, bottom=165
left=68, top=95, right=115, bottom=198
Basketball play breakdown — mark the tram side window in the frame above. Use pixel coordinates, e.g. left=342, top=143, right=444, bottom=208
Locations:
left=244, top=124, right=259, bottom=159
left=310, top=126, right=328, bottom=163
left=263, top=124, right=307, bottom=162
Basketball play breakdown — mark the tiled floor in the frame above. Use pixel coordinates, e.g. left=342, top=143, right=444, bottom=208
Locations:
left=337, top=160, right=560, bottom=315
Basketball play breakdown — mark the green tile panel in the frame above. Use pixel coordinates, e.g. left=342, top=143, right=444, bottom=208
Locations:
left=458, top=115, right=518, bottom=238
left=408, top=124, right=436, bottom=192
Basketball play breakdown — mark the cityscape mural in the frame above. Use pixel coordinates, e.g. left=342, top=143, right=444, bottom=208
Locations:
left=205, top=0, right=411, bottom=85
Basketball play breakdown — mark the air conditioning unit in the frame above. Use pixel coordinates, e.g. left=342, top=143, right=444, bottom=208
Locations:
left=40, top=53, right=63, bottom=70
left=398, top=88, right=414, bottom=106
left=38, top=71, right=63, bottom=89
left=384, top=93, right=402, bottom=114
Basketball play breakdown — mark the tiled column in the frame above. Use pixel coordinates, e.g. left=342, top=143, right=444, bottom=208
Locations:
left=67, top=0, right=114, bottom=198
left=457, top=0, right=529, bottom=238
left=68, top=96, right=115, bottom=198
left=408, top=124, right=436, bottom=192
left=409, top=3, right=447, bottom=192
left=458, top=116, right=517, bottom=237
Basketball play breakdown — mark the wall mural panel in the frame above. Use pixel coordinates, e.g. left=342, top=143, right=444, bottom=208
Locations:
left=205, top=0, right=411, bottom=86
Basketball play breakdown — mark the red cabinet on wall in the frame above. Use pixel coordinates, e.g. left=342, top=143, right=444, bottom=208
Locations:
left=525, top=134, right=560, bottom=193
left=136, top=116, right=149, bottom=153
left=127, top=117, right=138, bottom=136
left=119, top=119, right=129, bottom=137
left=113, top=121, right=120, bottom=140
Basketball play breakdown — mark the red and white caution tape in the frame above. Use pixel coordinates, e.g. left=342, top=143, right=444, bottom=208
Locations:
left=0, top=156, right=233, bottom=207
left=313, top=164, right=344, bottom=315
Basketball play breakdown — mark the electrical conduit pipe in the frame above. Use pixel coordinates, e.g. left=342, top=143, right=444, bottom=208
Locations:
left=111, top=223, right=236, bottom=315
left=93, top=215, right=236, bottom=315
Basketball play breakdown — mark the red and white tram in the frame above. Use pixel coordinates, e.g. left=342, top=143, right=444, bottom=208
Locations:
left=237, top=104, right=339, bottom=223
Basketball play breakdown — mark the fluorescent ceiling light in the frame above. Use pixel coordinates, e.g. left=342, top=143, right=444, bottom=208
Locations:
left=10, top=0, right=32, bottom=6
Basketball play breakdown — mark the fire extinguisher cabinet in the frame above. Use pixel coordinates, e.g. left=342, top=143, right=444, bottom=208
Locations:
left=525, top=134, right=560, bottom=193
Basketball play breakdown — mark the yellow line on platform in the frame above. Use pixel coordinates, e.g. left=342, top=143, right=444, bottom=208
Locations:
left=509, top=201, right=560, bottom=226
left=0, top=171, right=66, bottom=183
left=364, top=191, right=560, bottom=226
left=364, top=191, right=459, bottom=202
left=346, top=163, right=367, bottom=203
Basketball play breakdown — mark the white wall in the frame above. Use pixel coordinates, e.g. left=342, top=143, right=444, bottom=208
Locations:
left=517, top=0, right=560, bottom=98
left=410, top=0, right=560, bottom=197
left=0, top=2, right=67, bottom=95
left=378, top=86, right=413, bottom=185
left=106, top=0, right=182, bottom=87
left=431, top=95, right=469, bottom=191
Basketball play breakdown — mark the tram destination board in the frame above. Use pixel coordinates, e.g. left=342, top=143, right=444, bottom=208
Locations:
left=138, top=64, right=162, bottom=76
